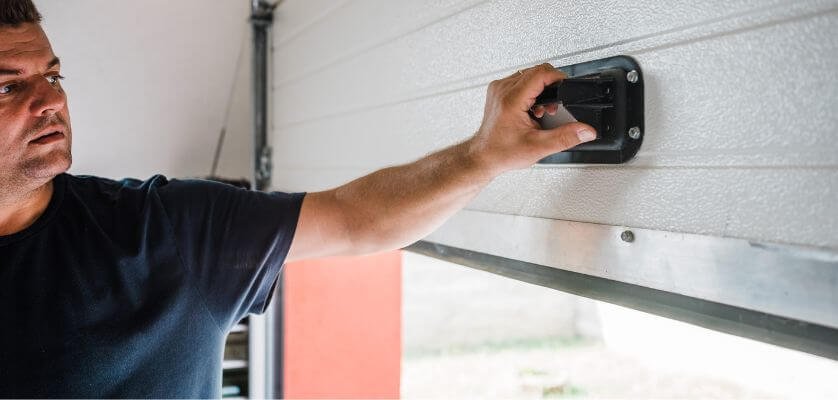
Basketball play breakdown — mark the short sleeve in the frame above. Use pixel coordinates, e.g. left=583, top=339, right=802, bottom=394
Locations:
left=154, top=177, right=305, bottom=330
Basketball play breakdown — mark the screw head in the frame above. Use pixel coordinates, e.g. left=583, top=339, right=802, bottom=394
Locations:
left=628, top=126, right=641, bottom=139
left=626, top=70, right=639, bottom=83
left=620, top=230, right=635, bottom=243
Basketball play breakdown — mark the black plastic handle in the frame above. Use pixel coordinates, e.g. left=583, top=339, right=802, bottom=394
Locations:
left=532, top=56, right=644, bottom=164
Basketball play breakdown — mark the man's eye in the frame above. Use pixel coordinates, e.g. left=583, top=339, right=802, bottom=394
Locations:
left=0, top=84, right=14, bottom=94
left=47, top=75, right=65, bottom=85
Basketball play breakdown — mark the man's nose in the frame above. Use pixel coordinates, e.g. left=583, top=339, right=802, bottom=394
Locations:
left=28, top=77, right=66, bottom=117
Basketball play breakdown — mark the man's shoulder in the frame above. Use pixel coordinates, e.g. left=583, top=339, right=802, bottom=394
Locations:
left=62, top=173, right=230, bottom=196
left=64, top=173, right=167, bottom=190
left=55, top=174, right=171, bottom=219
left=61, top=173, right=258, bottom=211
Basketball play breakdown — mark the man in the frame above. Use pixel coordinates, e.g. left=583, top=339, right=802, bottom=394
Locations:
left=0, top=0, right=596, bottom=397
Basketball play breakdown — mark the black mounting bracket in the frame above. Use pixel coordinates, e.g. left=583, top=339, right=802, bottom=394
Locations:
left=533, top=55, right=644, bottom=164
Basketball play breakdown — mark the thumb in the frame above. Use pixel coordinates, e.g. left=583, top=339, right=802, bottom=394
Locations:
left=539, top=122, right=597, bottom=152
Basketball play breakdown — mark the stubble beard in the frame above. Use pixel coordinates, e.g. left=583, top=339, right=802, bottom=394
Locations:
left=21, top=114, right=73, bottom=178
left=20, top=138, right=72, bottom=179
left=0, top=117, right=73, bottom=203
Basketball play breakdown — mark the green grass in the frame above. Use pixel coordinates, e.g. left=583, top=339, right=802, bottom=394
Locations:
left=403, top=335, right=597, bottom=360
left=542, top=384, right=586, bottom=398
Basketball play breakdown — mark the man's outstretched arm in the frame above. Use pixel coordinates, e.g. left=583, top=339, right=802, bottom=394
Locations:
left=286, top=64, right=597, bottom=262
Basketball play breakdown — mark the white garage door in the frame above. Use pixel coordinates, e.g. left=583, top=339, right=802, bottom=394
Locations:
left=269, top=0, right=838, bottom=358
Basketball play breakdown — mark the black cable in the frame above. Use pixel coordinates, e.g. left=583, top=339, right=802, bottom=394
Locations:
left=210, top=24, right=248, bottom=177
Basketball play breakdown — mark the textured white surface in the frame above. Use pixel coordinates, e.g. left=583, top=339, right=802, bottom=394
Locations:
left=270, top=0, right=838, bottom=249
left=37, top=0, right=253, bottom=179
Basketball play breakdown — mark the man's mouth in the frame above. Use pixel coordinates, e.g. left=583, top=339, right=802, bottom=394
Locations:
left=30, top=129, right=66, bottom=145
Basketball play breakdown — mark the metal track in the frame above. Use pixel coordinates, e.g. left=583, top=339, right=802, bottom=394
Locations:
left=407, top=240, right=838, bottom=361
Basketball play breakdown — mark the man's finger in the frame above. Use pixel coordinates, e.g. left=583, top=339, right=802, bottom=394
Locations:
left=499, top=66, right=531, bottom=81
left=537, top=122, right=597, bottom=152
left=532, top=105, right=546, bottom=118
left=512, top=64, right=566, bottom=112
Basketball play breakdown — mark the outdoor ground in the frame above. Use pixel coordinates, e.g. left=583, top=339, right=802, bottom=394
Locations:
left=402, top=336, right=776, bottom=399
left=401, top=253, right=838, bottom=399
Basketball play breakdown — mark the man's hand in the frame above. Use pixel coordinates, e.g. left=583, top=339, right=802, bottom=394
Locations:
left=467, top=63, right=597, bottom=178
left=287, top=63, right=596, bottom=262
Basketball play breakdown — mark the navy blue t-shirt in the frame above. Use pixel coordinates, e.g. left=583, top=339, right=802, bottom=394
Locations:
left=0, top=174, right=304, bottom=398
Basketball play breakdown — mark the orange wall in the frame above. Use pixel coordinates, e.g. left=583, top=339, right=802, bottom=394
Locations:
left=283, top=251, right=402, bottom=399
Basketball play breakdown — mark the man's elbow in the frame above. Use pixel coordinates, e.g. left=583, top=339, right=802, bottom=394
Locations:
left=345, top=219, right=414, bottom=256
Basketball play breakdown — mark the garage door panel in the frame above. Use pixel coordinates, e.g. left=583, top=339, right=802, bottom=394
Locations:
left=271, top=0, right=838, bottom=362
left=273, top=0, right=821, bottom=127
left=273, top=0, right=486, bottom=85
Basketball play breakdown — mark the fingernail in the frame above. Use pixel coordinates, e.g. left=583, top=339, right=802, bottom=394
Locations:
left=577, top=128, right=597, bottom=142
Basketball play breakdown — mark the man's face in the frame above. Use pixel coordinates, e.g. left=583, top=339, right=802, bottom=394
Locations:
left=0, top=23, right=71, bottom=189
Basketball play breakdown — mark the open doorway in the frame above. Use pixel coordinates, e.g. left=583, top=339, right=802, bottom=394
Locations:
left=402, top=252, right=838, bottom=399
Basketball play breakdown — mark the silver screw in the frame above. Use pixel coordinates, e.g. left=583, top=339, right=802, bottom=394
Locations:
left=620, top=230, right=635, bottom=243
left=628, top=126, right=641, bottom=139
left=627, top=70, right=638, bottom=83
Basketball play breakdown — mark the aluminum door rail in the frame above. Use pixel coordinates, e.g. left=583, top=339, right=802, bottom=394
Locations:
left=408, top=210, right=838, bottom=360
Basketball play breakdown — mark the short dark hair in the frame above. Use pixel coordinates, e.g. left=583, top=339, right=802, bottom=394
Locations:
left=0, top=0, right=42, bottom=27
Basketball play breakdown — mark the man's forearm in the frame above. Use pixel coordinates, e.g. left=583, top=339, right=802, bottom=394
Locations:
left=332, top=137, right=495, bottom=254
left=286, top=64, right=596, bottom=261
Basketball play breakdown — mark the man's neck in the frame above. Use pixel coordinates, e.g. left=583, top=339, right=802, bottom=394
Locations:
left=0, top=180, right=54, bottom=236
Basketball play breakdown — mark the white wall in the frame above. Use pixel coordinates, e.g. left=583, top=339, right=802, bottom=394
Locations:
left=37, top=0, right=253, bottom=180
left=269, top=0, right=838, bottom=250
